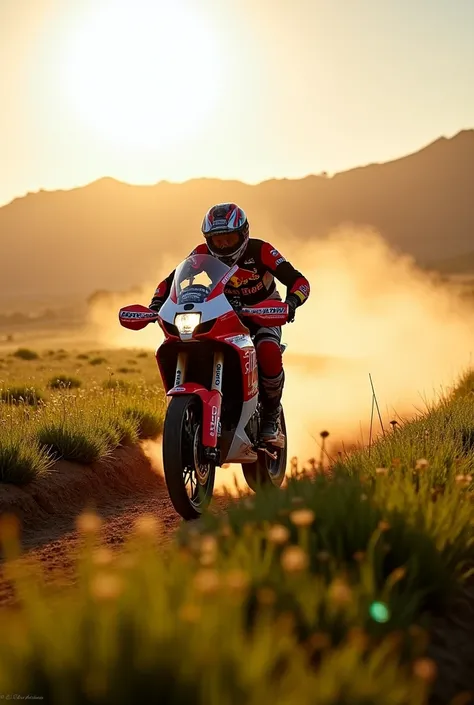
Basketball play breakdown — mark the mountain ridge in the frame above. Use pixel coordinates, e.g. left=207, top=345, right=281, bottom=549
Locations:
left=1, top=128, right=473, bottom=299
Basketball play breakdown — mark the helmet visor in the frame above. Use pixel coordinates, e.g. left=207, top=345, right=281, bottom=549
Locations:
left=208, top=232, right=240, bottom=250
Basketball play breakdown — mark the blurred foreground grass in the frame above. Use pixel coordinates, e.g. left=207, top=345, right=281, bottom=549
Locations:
left=0, top=355, right=473, bottom=703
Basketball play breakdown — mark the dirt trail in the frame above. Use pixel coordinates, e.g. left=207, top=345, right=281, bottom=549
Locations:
left=0, top=442, right=230, bottom=608
left=0, top=487, right=175, bottom=606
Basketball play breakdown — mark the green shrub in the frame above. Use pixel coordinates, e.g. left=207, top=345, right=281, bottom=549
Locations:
left=89, top=357, right=107, bottom=366
left=0, top=386, right=45, bottom=406
left=48, top=375, right=82, bottom=390
left=0, top=436, right=53, bottom=484
left=37, top=423, right=114, bottom=464
left=111, top=416, right=140, bottom=446
left=12, top=348, right=39, bottom=361
left=123, top=407, right=163, bottom=438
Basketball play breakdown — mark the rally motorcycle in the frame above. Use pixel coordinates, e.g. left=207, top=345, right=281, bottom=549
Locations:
left=119, top=253, right=290, bottom=520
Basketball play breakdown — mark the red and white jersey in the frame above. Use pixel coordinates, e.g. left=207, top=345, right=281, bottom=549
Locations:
left=151, top=239, right=310, bottom=310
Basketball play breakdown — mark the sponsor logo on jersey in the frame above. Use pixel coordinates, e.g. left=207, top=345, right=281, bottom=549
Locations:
left=228, top=267, right=260, bottom=288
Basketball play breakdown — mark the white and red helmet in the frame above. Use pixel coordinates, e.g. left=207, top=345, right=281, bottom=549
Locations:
left=201, top=202, right=250, bottom=265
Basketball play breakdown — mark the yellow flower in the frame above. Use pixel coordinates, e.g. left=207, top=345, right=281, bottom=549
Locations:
left=225, top=570, right=250, bottom=593
left=281, top=546, right=309, bottom=573
left=91, top=573, right=122, bottom=601
left=375, top=467, right=388, bottom=476
left=92, top=547, right=114, bottom=567
left=390, top=566, right=407, bottom=582
left=134, top=514, right=160, bottom=537
left=415, top=458, right=429, bottom=470
left=76, top=511, right=102, bottom=534
left=194, top=569, right=221, bottom=595
left=328, top=578, right=353, bottom=605
left=413, top=658, right=437, bottom=682
left=200, top=535, right=218, bottom=554
left=456, top=474, right=472, bottom=485
left=289, top=509, right=315, bottom=527
left=267, top=524, right=290, bottom=544
left=220, top=523, right=232, bottom=538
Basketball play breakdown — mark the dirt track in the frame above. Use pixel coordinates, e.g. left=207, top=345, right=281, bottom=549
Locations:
left=0, top=441, right=230, bottom=607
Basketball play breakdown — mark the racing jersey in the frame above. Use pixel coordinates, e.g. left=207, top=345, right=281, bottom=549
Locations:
left=150, top=239, right=310, bottom=310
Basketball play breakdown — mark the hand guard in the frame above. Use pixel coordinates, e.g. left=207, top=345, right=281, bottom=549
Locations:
left=285, top=294, right=299, bottom=323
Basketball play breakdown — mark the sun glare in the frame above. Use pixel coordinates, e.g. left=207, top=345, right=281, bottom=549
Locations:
left=62, top=0, right=221, bottom=150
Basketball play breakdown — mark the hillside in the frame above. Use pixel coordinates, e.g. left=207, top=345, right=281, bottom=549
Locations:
left=1, top=129, right=473, bottom=299
left=433, top=250, right=474, bottom=275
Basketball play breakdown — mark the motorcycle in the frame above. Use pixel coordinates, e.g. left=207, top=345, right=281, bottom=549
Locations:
left=118, top=253, right=290, bottom=520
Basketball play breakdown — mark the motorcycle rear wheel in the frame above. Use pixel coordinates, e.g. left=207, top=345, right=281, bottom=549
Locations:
left=162, top=394, right=215, bottom=520
left=241, top=407, right=287, bottom=492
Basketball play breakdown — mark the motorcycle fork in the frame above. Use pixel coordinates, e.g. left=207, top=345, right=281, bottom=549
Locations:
left=174, top=351, right=188, bottom=387
left=173, top=350, right=224, bottom=391
left=211, top=351, right=224, bottom=394
left=211, top=351, right=224, bottom=438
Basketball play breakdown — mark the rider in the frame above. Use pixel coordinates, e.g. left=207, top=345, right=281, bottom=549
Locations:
left=148, top=203, right=310, bottom=444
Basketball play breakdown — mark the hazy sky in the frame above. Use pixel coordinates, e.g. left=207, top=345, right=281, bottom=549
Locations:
left=1, top=0, right=473, bottom=207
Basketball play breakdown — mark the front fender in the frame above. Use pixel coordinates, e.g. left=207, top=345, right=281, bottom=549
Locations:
left=167, top=383, right=222, bottom=448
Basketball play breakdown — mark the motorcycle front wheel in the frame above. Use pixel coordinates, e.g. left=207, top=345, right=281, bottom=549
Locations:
left=162, top=395, right=215, bottom=520
left=242, top=407, right=288, bottom=492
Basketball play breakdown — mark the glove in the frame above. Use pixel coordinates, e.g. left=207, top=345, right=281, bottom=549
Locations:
left=285, top=294, right=299, bottom=323
left=149, top=300, right=163, bottom=314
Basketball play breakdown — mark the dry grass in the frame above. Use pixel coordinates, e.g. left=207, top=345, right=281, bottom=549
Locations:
left=0, top=347, right=164, bottom=481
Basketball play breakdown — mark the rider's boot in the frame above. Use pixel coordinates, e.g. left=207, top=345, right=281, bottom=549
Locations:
left=260, top=370, right=285, bottom=446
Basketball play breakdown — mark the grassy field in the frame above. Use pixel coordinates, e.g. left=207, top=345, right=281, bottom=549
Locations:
left=0, top=346, right=165, bottom=483
left=0, top=349, right=473, bottom=702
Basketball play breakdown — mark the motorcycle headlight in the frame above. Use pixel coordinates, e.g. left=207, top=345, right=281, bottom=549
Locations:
left=174, top=313, right=201, bottom=337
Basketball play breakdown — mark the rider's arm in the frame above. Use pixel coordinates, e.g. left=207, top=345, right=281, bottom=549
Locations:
left=149, top=270, right=175, bottom=311
left=260, top=242, right=310, bottom=307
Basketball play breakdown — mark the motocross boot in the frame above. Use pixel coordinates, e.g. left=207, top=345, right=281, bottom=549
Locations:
left=260, top=370, right=285, bottom=446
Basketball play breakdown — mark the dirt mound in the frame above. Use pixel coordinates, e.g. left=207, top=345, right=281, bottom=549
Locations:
left=0, top=443, right=164, bottom=541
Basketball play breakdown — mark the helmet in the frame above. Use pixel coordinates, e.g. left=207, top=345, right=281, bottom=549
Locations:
left=201, top=203, right=249, bottom=266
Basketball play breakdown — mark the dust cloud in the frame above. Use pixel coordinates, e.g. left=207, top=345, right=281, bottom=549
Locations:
left=86, top=227, right=474, bottom=481
left=280, top=227, right=474, bottom=463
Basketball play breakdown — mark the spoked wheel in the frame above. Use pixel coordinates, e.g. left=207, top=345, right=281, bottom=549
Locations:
left=242, top=407, right=288, bottom=492
left=162, top=395, right=215, bottom=520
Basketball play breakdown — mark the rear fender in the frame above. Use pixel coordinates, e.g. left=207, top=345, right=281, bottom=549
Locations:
left=167, top=382, right=221, bottom=448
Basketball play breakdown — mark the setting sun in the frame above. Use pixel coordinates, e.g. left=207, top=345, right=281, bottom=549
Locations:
left=61, top=0, right=221, bottom=150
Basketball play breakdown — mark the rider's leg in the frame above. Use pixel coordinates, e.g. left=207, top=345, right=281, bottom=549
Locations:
left=254, top=326, right=284, bottom=441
